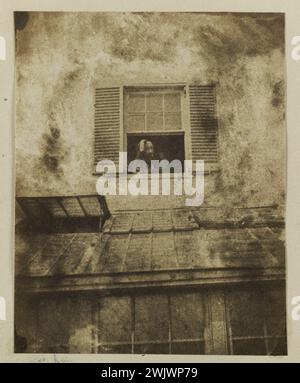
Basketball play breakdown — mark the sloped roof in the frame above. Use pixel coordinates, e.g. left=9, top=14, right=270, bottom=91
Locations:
left=15, top=206, right=285, bottom=292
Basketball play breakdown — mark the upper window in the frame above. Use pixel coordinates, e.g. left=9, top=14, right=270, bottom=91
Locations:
left=124, top=87, right=185, bottom=165
left=125, top=90, right=182, bottom=132
left=93, top=84, right=219, bottom=170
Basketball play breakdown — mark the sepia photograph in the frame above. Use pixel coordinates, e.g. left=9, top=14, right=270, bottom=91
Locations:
left=14, top=11, right=287, bottom=355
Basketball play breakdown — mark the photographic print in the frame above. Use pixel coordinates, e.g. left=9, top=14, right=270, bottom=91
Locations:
left=14, top=11, right=287, bottom=355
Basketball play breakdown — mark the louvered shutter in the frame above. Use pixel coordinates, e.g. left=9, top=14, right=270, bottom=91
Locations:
left=94, top=87, right=121, bottom=167
left=189, top=84, right=218, bottom=163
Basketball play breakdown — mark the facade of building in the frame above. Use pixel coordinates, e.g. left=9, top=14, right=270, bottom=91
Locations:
left=14, top=12, right=287, bottom=355
left=15, top=200, right=286, bottom=354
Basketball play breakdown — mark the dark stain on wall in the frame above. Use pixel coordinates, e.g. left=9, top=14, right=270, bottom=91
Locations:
left=14, top=12, right=29, bottom=31
left=272, top=80, right=284, bottom=108
left=192, top=14, right=284, bottom=74
left=95, top=13, right=179, bottom=63
left=63, top=68, right=82, bottom=87
left=39, top=114, right=69, bottom=177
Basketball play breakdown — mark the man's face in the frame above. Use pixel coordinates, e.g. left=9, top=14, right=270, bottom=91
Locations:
left=144, top=141, right=154, bottom=159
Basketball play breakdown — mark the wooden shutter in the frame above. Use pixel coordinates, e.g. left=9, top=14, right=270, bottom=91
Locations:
left=94, top=87, right=121, bottom=167
left=189, top=84, right=218, bottom=163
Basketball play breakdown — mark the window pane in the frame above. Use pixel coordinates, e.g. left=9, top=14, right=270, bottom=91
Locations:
left=170, top=292, right=205, bottom=340
left=227, top=290, right=265, bottom=337
left=164, top=93, right=181, bottom=112
left=264, top=287, right=287, bottom=338
left=127, top=94, right=145, bottom=113
left=268, top=337, right=287, bottom=355
left=172, top=341, right=204, bottom=355
left=37, top=296, right=74, bottom=353
left=135, top=295, right=169, bottom=342
left=146, top=94, right=163, bottom=112
left=165, top=113, right=181, bottom=130
left=98, top=296, right=131, bottom=344
left=232, top=339, right=266, bottom=355
left=126, top=114, right=145, bottom=132
left=98, top=344, right=132, bottom=354
left=146, top=113, right=163, bottom=131
left=135, top=343, right=169, bottom=354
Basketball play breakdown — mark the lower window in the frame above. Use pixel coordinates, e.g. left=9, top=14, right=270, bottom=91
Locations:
left=95, top=283, right=287, bottom=355
left=97, top=292, right=205, bottom=354
left=19, top=282, right=286, bottom=354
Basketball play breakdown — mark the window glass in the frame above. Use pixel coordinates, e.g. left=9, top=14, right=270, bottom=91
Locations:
left=135, top=295, right=169, bottom=343
left=146, top=94, right=163, bottom=112
left=125, top=89, right=183, bottom=133
left=172, top=341, right=204, bottom=354
left=227, top=289, right=265, bottom=338
left=98, top=344, right=132, bottom=354
left=126, top=115, right=145, bottom=132
left=164, top=93, right=181, bottom=112
left=232, top=339, right=266, bottom=355
left=37, top=296, right=73, bottom=353
left=98, top=296, right=131, bottom=344
left=264, top=287, right=287, bottom=355
left=94, top=286, right=286, bottom=355
left=268, top=337, right=287, bottom=356
left=127, top=94, right=145, bottom=113
left=226, top=286, right=287, bottom=355
left=146, top=113, right=164, bottom=131
left=165, top=113, right=181, bottom=130
left=135, top=343, right=169, bottom=354
left=265, top=287, right=287, bottom=338
left=170, top=292, right=205, bottom=341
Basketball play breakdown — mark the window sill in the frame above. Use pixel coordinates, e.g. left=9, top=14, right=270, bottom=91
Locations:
left=93, top=164, right=220, bottom=177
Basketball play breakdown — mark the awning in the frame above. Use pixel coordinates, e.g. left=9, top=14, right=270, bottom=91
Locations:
left=15, top=206, right=285, bottom=293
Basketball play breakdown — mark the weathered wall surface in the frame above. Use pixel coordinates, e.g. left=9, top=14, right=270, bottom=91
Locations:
left=15, top=12, right=285, bottom=207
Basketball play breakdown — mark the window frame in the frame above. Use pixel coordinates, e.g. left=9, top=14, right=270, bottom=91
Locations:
left=91, top=282, right=287, bottom=355
left=124, top=89, right=184, bottom=133
left=122, top=84, right=192, bottom=163
left=93, top=82, right=221, bottom=175
left=95, top=290, right=208, bottom=355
